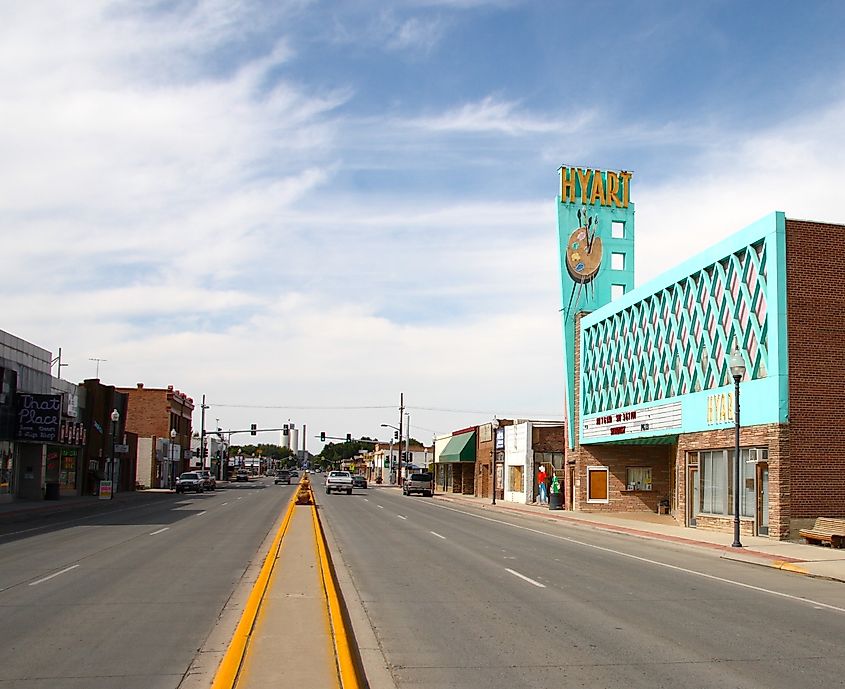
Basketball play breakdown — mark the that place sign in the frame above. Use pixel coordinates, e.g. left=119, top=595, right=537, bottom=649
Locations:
left=16, top=393, right=61, bottom=442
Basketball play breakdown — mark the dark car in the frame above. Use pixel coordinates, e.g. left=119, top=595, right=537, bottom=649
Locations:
left=352, top=474, right=367, bottom=489
left=176, top=472, right=204, bottom=493
left=198, top=470, right=216, bottom=491
left=274, top=470, right=291, bottom=485
left=289, top=469, right=299, bottom=478
left=234, top=470, right=249, bottom=482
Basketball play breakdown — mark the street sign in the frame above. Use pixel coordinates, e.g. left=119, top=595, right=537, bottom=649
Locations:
left=114, top=444, right=129, bottom=453
left=99, top=480, right=113, bottom=500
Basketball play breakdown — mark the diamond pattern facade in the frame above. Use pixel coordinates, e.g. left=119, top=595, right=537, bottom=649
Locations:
left=581, top=240, right=768, bottom=415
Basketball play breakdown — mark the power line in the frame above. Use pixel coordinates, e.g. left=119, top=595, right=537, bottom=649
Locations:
left=210, top=404, right=395, bottom=410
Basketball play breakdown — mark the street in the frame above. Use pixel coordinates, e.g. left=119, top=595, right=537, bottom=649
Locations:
left=319, top=485, right=845, bottom=689
left=0, top=481, right=295, bottom=689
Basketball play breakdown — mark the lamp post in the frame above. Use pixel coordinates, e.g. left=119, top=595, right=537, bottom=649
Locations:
left=491, top=418, right=499, bottom=505
left=110, top=409, right=119, bottom=499
left=170, top=428, right=177, bottom=490
left=729, top=348, right=746, bottom=548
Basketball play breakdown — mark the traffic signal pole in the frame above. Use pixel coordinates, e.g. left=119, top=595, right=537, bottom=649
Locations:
left=397, top=392, right=404, bottom=486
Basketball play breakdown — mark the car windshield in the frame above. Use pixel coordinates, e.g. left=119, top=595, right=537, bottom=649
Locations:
left=329, top=471, right=350, bottom=477
left=410, top=473, right=431, bottom=481
left=180, top=473, right=199, bottom=480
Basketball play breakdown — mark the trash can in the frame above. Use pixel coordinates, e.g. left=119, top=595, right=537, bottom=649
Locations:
left=45, top=482, right=61, bottom=500
left=548, top=492, right=564, bottom=510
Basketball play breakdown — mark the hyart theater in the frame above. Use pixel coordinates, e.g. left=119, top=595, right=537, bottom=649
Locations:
left=557, top=165, right=845, bottom=540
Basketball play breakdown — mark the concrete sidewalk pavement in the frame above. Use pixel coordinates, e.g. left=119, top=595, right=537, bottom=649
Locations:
left=426, top=489, right=845, bottom=583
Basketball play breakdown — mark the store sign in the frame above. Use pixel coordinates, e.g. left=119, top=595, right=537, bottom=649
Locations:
left=15, top=393, right=61, bottom=442
left=582, top=401, right=681, bottom=440
left=560, top=167, right=633, bottom=208
left=59, top=419, right=87, bottom=446
left=706, top=391, right=735, bottom=424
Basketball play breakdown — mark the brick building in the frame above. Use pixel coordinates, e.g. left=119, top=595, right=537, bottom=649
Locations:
left=558, top=200, right=845, bottom=539
left=117, top=383, right=194, bottom=489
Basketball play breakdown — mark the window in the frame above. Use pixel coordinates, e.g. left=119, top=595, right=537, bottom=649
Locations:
left=626, top=467, right=652, bottom=491
left=611, top=252, right=625, bottom=270
left=611, top=284, right=625, bottom=300
left=612, top=221, right=625, bottom=238
left=508, top=465, right=524, bottom=492
left=698, top=449, right=758, bottom=517
left=587, top=467, right=609, bottom=502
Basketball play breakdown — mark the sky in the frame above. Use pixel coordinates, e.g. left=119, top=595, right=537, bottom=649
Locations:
left=3, top=0, right=845, bottom=451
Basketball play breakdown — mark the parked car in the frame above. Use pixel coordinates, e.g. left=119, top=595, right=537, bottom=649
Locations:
left=198, top=470, right=216, bottom=491
left=274, top=469, right=291, bottom=485
left=403, top=472, right=433, bottom=497
left=352, top=474, right=368, bottom=489
left=175, top=472, right=204, bottom=494
left=325, top=470, right=353, bottom=495
left=234, top=470, right=249, bottom=482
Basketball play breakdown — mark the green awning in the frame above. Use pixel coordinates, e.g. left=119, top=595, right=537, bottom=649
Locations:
left=439, top=431, right=476, bottom=463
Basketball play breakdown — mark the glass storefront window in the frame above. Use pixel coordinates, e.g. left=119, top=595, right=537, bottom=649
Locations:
left=698, top=448, right=759, bottom=517
left=0, top=441, right=14, bottom=495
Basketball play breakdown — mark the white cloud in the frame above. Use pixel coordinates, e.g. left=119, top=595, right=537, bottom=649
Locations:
left=409, top=96, right=595, bottom=135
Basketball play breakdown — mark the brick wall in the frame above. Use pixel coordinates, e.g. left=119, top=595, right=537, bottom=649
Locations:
left=676, top=424, right=788, bottom=539
left=785, top=219, right=845, bottom=521
left=476, top=434, right=493, bottom=498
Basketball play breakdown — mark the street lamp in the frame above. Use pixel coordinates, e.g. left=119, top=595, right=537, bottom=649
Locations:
left=170, top=428, right=177, bottom=490
left=381, top=423, right=399, bottom=484
left=110, top=409, right=119, bottom=499
left=491, top=418, right=499, bottom=505
left=729, top=348, right=746, bottom=548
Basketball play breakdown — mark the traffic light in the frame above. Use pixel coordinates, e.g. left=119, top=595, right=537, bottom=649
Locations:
left=283, top=424, right=289, bottom=436
left=320, top=431, right=326, bottom=442
left=394, top=430, right=399, bottom=440
left=250, top=423, right=257, bottom=436
left=401, top=452, right=407, bottom=462
left=346, top=433, right=352, bottom=442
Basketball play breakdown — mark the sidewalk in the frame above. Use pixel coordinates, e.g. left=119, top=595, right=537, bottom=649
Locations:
left=428, top=489, right=845, bottom=583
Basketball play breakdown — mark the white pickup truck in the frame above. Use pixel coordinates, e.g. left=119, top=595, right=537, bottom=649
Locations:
left=325, top=470, right=353, bottom=495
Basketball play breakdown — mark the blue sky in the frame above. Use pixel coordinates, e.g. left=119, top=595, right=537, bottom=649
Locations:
left=3, top=0, right=845, bottom=448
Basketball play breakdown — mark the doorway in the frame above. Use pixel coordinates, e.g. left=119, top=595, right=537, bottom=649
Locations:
left=756, top=462, right=769, bottom=536
left=688, top=465, right=699, bottom=527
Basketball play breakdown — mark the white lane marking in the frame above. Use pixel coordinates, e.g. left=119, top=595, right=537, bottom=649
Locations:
left=377, top=505, right=384, bottom=509
left=194, top=511, right=207, bottom=517
left=363, top=498, right=369, bottom=502
left=430, top=531, right=446, bottom=539
left=424, top=501, right=845, bottom=615
left=237, top=497, right=242, bottom=500
left=29, top=564, right=79, bottom=586
left=397, top=515, right=407, bottom=520
left=221, top=502, right=229, bottom=506
left=506, top=568, right=546, bottom=588
left=149, top=527, right=170, bottom=536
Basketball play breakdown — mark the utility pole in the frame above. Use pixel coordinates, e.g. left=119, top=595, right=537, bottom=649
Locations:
left=51, top=347, right=69, bottom=379
left=397, top=392, right=404, bottom=485
left=200, top=394, right=208, bottom=470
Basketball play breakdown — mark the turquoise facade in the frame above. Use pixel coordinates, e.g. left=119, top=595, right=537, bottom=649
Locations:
left=557, top=166, right=636, bottom=448
left=577, top=211, right=788, bottom=444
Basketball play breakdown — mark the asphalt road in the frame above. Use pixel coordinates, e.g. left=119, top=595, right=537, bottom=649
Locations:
left=318, top=485, right=845, bottom=689
left=0, top=479, right=295, bottom=689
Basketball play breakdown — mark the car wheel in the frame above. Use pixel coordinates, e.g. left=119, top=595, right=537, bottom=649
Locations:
left=326, top=487, right=330, bottom=494
left=347, top=488, right=352, bottom=495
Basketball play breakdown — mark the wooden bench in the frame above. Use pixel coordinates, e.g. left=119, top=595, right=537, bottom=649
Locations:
left=799, top=517, right=845, bottom=548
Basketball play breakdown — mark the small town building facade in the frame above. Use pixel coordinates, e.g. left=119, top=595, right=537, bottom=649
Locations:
left=557, top=167, right=845, bottom=539
left=118, top=383, right=194, bottom=489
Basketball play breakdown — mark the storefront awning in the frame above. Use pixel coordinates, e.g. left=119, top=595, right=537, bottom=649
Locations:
left=439, top=431, right=476, bottom=463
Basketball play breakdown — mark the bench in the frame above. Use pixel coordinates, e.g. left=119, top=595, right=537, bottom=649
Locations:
left=799, top=517, right=845, bottom=548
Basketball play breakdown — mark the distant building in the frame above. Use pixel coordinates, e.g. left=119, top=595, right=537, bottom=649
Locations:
left=117, top=383, right=194, bottom=489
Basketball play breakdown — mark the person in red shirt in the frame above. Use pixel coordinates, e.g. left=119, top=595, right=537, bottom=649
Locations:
left=537, top=465, right=548, bottom=504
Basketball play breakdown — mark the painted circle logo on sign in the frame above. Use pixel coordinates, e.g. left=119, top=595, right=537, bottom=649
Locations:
left=565, top=226, right=602, bottom=283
